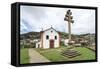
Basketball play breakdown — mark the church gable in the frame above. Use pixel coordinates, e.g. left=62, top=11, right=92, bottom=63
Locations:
left=43, top=28, right=59, bottom=40
left=41, top=27, right=60, bottom=49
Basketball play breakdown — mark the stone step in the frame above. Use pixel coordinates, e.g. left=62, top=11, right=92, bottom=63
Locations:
left=61, top=50, right=81, bottom=58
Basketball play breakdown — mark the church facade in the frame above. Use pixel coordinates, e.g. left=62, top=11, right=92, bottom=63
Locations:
left=36, top=27, right=60, bottom=49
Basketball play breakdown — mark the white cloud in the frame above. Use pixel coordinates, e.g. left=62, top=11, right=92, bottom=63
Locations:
left=20, top=6, right=95, bottom=34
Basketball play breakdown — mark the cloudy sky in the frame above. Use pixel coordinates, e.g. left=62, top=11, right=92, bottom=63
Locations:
left=20, top=5, right=95, bottom=34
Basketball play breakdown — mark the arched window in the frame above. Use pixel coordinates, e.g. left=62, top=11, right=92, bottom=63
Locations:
left=55, top=36, right=57, bottom=40
left=46, top=35, right=49, bottom=39
left=51, top=30, right=53, bottom=33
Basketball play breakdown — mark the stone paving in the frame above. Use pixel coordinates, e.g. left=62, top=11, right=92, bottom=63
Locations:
left=29, top=48, right=50, bottom=63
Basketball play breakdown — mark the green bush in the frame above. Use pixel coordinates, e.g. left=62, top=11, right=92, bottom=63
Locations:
left=20, top=45, right=24, bottom=48
left=20, top=42, right=36, bottom=48
left=68, top=42, right=73, bottom=45
left=24, top=45, right=29, bottom=48
left=81, top=42, right=88, bottom=46
left=61, top=41, right=65, bottom=46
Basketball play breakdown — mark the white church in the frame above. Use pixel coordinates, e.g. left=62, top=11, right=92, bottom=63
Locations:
left=36, top=27, right=60, bottom=49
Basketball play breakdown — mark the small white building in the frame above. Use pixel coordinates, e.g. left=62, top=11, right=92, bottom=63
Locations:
left=64, top=39, right=69, bottom=46
left=36, top=27, right=60, bottom=49
left=61, top=39, right=75, bottom=46
left=36, top=41, right=41, bottom=48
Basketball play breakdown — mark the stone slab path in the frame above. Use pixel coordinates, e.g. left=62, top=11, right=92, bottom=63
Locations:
left=29, top=48, right=50, bottom=63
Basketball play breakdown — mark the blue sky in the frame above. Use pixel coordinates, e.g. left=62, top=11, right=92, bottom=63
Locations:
left=20, top=5, right=95, bottom=34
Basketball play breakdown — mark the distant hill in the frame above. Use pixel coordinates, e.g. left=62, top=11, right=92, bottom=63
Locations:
left=20, top=31, right=95, bottom=41
left=20, top=32, right=40, bottom=40
left=20, top=31, right=69, bottom=40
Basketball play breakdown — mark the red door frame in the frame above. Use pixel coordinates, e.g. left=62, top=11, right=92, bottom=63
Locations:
left=50, top=40, right=54, bottom=48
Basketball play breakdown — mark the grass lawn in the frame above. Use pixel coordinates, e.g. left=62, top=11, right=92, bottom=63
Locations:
left=70, top=47, right=95, bottom=61
left=20, top=48, right=29, bottom=64
left=34, top=46, right=95, bottom=62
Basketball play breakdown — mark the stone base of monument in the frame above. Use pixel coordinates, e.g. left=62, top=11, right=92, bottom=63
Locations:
left=61, top=49, right=81, bottom=58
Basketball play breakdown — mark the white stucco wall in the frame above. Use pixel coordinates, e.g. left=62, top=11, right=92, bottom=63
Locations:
left=36, top=42, right=41, bottom=48
left=42, top=28, right=60, bottom=49
left=64, top=39, right=69, bottom=46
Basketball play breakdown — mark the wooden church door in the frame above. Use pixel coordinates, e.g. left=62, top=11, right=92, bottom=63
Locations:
left=50, top=40, right=54, bottom=48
